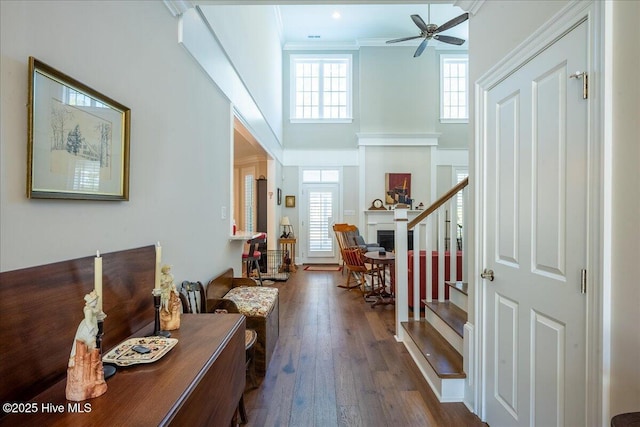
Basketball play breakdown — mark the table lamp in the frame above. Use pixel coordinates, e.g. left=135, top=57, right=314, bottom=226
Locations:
left=280, top=216, right=293, bottom=238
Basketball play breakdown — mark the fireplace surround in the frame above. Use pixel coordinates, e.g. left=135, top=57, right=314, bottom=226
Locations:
left=377, top=230, right=413, bottom=251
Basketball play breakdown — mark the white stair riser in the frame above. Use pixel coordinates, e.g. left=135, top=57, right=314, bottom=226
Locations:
left=425, top=310, right=463, bottom=354
left=403, top=332, right=465, bottom=402
left=448, top=288, right=467, bottom=311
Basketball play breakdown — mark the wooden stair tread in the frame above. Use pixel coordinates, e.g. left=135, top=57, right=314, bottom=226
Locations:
left=423, top=301, right=467, bottom=337
left=402, top=320, right=465, bottom=379
left=445, top=281, right=468, bottom=295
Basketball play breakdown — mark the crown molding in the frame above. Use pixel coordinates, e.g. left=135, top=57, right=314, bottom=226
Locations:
left=453, top=0, right=485, bottom=16
left=283, top=41, right=360, bottom=51
left=284, top=39, right=468, bottom=51
left=163, top=0, right=194, bottom=16
left=357, top=132, right=440, bottom=147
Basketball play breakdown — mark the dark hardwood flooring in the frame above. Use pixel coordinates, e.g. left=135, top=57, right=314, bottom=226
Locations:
left=242, top=268, right=484, bottom=426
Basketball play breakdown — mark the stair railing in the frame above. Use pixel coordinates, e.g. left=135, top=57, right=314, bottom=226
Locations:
left=394, top=177, right=469, bottom=337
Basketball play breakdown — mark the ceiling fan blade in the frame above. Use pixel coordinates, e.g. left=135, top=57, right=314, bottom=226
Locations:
left=411, top=14, right=429, bottom=32
left=433, top=34, right=466, bottom=46
left=386, top=35, right=423, bottom=44
left=434, top=12, right=469, bottom=34
left=413, top=38, right=429, bottom=57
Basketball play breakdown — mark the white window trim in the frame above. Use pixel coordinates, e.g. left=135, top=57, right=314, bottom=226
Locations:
left=440, top=53, right=469, bottom=124
left=289, top=54, right=353, bottom=123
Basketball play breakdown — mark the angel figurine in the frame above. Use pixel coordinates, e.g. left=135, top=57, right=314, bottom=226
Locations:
left=66, top=291, right=107, bottom=401
left=159, top=265, right=181, bottom=330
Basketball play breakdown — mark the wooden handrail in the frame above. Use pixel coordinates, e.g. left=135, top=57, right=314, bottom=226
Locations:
left=407, top=177, right=469, bottom=229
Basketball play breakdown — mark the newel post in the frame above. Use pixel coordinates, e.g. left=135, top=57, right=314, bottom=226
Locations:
left=394, top=206, right=409, bottom=342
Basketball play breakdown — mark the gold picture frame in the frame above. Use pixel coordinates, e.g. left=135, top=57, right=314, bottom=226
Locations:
left=27, top=57, right=131, bottom=200
left=285, top=195, right=295, bottom=208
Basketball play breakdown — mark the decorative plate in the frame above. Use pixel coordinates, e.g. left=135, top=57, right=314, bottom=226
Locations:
left=102, top=337, right=178, bottom=366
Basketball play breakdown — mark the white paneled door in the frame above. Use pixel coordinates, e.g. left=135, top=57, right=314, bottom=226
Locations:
left=483, top=20, right=589, bottom=426
left=300, top=183, right=339, bottom=263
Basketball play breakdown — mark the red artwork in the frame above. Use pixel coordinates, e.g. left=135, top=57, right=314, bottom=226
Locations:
left=385, top=173, right=411, bottom=205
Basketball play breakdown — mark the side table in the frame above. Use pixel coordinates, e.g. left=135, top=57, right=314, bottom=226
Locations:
left=278, top=238, right=297, bottom=272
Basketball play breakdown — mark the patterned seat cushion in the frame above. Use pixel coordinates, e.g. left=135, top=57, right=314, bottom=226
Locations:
left=224, top=286, right=278, bottom=318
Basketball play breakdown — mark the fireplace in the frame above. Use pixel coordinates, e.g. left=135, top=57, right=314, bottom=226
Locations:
left=377, top=230, right=413, bottom=251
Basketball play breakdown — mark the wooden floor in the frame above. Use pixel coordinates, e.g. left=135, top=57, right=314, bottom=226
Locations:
left=243, top=268, right=485, bottom=426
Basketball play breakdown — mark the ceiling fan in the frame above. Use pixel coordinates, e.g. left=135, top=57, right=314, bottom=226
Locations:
left=386, top=8, right=469, bottom=58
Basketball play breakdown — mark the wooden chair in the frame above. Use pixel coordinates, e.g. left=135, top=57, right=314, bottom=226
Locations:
left=179, top=280, right=206, bottom=313
left=333, top=224, right=383, bottom=272
left=333, top=223, right=358, bottom=274
left=180, top=280, right=257, bottom=425
left=339, top=246, right=380, bottom=292
left=243, top=233, right=267, bottom=285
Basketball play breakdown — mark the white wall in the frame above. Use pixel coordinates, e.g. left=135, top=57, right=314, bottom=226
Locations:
left=0, top=1, right=241, bottom=281
left=363, top=146, right=431, bottom=209
left=610, top=0, right=640, bottom=416
left=360, top=46, right=435, bottom=133
left=200, top=5, right=283, bottom=143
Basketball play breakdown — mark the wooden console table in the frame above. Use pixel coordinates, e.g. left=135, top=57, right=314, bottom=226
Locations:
left=0, top=314, right=246, bottom=427
left=278, top=238, right=297, bottom=272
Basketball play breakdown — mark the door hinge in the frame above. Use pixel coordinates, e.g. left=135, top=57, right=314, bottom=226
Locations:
left=580, top=269, right=587, bottom=294
left=569, top=71, right=588, bottom=99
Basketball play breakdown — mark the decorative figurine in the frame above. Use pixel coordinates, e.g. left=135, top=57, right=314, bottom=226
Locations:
left=66, top=291, right=107, bottom=401
left=159, top=265, right=181, bottom=331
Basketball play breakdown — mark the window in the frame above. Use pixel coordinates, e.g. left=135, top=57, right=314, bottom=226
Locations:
left=302, top=169, right=339, bottom=183
left=290, top=54, right=352, bottom=123
left=440, top=54, right=468, bottom=123
left=243, top=173, right=254, bottom=232
left=308, top=191, right=334, bottom=252
left=456, top=169, right=469, bottom=228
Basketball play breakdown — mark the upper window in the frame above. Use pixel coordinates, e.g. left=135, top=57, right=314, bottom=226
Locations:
left=440, top=54, right=468, bottom=123
left=290, top=54, right=352, bottom=123
left=302, top=169, right=340, bottom=183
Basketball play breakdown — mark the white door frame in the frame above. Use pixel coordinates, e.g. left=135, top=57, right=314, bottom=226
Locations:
left=474, top=1, right=604, bottom=423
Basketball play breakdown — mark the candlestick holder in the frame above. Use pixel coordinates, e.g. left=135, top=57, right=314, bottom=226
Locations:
left=151, top=289, right=171, bottom=338
left=97, top=312, right=117, bottom=379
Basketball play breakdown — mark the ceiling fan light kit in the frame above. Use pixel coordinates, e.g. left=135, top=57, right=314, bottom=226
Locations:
left=386, top=9, right=469, bottom=57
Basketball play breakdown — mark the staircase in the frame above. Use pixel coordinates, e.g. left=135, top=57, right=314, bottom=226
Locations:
left=393, top=178, right=469, bottom=402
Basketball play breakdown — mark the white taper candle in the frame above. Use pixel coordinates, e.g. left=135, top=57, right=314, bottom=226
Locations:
left=95, top=250, right=103, bottom=312
left=155, top=242, right=162, bottom=289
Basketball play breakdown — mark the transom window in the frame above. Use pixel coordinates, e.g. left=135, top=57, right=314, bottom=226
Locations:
left=302, top=169, right=340, bottom=183
left=290, top=54, right=352, bottom=123
left=440, top=54, right=468, bottom=123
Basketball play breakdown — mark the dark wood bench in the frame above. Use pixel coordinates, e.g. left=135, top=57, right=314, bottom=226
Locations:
left=0, top=246, right=246, bottom=426
left=0, top=246, right=156, bottom=405
left=206, top=268, right=279, bottom=375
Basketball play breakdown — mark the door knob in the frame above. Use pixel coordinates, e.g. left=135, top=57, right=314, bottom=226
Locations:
left=481, top=268, right=494, bottom=281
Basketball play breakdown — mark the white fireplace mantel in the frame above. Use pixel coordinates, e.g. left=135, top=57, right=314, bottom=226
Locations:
left=363, top=210, right=424, bottom=242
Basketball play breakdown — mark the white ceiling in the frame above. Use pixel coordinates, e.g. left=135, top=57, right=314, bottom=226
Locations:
left=278, top=3, right=468, bottom=49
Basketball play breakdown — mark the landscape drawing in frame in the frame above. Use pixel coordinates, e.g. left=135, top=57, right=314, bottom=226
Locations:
left=27, top=56, right=131, bottom=200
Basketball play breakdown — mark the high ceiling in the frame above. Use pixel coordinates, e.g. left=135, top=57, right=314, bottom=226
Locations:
left=278, top=3, right=468, bottom=48
left=216, top=2, right=469, bottom=160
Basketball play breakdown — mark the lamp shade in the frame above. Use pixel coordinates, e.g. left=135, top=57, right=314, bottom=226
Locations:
left=280, top=216, right=291, bottom=226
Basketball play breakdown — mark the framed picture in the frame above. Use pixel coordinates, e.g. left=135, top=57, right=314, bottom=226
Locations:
left=285, top=195, right=295, bottom=208
left=27, top=57, right=131, bottom=200
left=277, top=188, right=282, bottom=205
left=385, top=173, right=411, bottom=205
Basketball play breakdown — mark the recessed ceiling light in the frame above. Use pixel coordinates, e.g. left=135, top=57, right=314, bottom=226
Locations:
left=332, top=11, right=341, bottom=20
